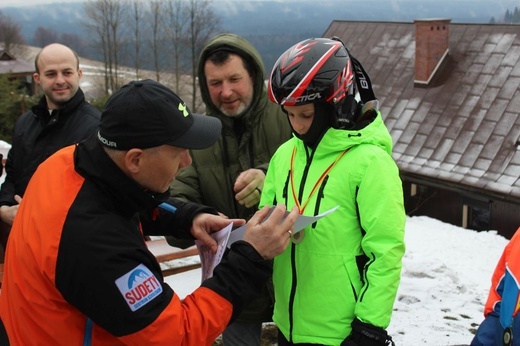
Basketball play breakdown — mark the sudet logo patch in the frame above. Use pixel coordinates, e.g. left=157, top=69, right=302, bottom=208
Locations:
left=115, top=264, right=163, bottom=311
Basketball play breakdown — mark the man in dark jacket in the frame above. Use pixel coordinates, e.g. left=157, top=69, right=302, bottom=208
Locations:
left=0, top=43, right=100, bottom=249
left=168, top=34, right=292, bottom=345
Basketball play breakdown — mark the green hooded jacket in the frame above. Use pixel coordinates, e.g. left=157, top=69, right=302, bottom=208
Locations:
left=170, top=33, right=291, bottom=221
left=169, top=33, right=292, bottom=322
left=259, top=113, right=406, bottom=344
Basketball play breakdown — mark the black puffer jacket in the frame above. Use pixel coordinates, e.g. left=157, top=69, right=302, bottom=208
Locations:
left=0, top=88, right=100, bottom=206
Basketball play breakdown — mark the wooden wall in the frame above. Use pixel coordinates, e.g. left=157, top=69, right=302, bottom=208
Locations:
left=402, top=181, right=520, bottom=240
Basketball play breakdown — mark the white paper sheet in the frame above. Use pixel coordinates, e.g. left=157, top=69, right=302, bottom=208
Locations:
left=227, top=205, right=339, bottom=247
left=195, top=222, right=233, bottom=282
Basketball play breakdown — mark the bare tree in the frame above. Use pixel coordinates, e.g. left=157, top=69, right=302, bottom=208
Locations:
left=83, top=0, right=125, bottom=94
left=107, top=0, right=125, bottom=90
left=60, top=33, right=89, bottom=57
left=80, top=0, right=221, bottom=109
left=163, top=0, right=189, bottom=92
left=130, top=0, right=143, bottom=79
left=32, top=27, right=87, bottom=57
left=149, top=0, right=165, bottom=82
left=186, top=0, right=220, bottom=111
left=33, top=27, right=59, bottom=48
left=0, top=11, right=27, bottom=57
left=83, top=0, right=110, bottom=94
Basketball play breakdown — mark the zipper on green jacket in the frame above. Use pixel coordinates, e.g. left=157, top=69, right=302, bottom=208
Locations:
left=312, top=175, right=329, bottom=229
left=288, top=242, right=297, bottom=342
left=287, top=147, right=315, bottom=342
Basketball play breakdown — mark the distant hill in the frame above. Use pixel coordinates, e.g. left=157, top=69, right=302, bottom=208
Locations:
left=2, top=0, right=518, bottom=71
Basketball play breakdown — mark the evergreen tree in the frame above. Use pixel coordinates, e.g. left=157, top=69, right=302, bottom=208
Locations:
left=514, top=7, right=520, bottom=22
left=502, top=7, right=520, bottom=23
left=0, top=75, right=38, bottom=143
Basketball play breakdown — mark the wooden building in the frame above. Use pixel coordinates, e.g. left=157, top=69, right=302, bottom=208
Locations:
left=324, top=20, right=520, bottom=238
left=0, top=50, right=35, bottom=95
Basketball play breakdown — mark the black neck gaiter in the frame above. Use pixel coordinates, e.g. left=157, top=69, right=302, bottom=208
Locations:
left=291, top=102, right=333, bottom=149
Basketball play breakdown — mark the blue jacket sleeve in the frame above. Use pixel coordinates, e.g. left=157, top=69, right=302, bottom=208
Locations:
left=471, top=311, right=503, bottom=345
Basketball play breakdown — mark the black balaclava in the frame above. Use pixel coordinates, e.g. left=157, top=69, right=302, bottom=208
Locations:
left=289, top=102, right=334, bottom=149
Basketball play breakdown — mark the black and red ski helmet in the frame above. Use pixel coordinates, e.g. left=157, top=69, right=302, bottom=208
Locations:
left=268, top=37, right=355, bottom=108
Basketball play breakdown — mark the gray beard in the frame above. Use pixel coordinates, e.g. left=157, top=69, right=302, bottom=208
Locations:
left=220, top=102, right=248, bottom=118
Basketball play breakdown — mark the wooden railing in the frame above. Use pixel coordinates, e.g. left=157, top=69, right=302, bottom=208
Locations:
left=145, top=238, right=201, bottom=276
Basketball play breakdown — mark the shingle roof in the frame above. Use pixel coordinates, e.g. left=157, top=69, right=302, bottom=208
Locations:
left=324, top=21, right=520, bottom=202
left=0, top=50, right=34, bottom=75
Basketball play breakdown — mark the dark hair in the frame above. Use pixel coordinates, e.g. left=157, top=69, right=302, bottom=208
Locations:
left=206, top=47, right=255, bottom=80
left=34, top=44, right=80, bottom=74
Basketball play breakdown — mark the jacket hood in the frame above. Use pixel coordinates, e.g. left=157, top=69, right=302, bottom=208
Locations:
left=197, top=33, right=267, bottom=118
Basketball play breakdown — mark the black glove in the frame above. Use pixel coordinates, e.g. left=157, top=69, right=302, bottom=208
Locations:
left=341, top=318, right=395, bottom=346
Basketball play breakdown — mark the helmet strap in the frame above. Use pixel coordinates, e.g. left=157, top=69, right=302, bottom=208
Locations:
left=332, top=54, right=380, bottom=130
left=349, top=54, right=378, bottom=112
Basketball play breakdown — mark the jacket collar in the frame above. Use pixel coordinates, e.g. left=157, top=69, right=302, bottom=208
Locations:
left=32, top=88, right=86, bottom=124
left=294, top=112, right=393, bottom=158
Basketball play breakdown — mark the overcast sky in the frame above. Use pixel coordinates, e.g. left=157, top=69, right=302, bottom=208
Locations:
left=0, top=0, right=271, bottom=8
left=1, top=0, right=515, bottom=8
left=0, top=0, right=495, bottom=9
left=1, top=0, right=84, bottom=7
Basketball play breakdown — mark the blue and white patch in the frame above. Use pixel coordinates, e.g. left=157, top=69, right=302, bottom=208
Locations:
left=115, top=264, right=163, bottom=312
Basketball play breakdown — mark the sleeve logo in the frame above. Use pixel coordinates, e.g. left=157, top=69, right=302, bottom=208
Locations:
left=115, top=264, right=163, bottom=312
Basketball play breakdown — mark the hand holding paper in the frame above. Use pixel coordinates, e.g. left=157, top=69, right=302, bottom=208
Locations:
left=195, top=205, right=339, bottom=282
left=242, top=204, right=299, bottom=260
left=227, top=205, right=339, bottom=247
left=190, top=212, right=245, bottom=253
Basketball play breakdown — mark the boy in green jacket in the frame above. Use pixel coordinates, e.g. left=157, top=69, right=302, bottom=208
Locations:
left=262, top=37, right=406, bottom=345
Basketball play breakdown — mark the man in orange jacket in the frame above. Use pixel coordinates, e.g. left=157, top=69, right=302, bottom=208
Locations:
left=0, top=79, right=298, bottom=345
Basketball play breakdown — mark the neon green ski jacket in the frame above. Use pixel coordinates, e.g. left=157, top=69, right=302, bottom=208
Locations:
left=259, top=113, right=406, bottom=345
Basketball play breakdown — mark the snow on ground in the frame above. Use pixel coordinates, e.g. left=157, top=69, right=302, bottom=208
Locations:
left=0, top=141, right=11, bottom=185
left=388, top=216, right=508, bottom=345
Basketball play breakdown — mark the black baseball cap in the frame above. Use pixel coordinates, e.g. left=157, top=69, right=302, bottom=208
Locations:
left=97, top=79, right=221, bottom=150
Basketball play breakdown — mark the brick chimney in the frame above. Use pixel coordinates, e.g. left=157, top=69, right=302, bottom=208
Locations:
left=414, top=19, right=451, bottom=85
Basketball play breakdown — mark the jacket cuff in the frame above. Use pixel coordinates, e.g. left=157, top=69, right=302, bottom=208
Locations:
left=166, top=198, right=218, bottom=239
left=256, top=163, right=269, bottom=174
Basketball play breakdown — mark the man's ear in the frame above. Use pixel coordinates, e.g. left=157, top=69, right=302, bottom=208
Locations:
left=124, top=149, right=144, bottom=174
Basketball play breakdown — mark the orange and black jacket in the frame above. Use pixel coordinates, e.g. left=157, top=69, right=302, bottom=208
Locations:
left=0, top=135, right=272, bottom=345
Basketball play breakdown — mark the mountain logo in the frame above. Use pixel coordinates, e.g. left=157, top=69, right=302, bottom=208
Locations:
left=115, top=263, right=163, bottom=312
